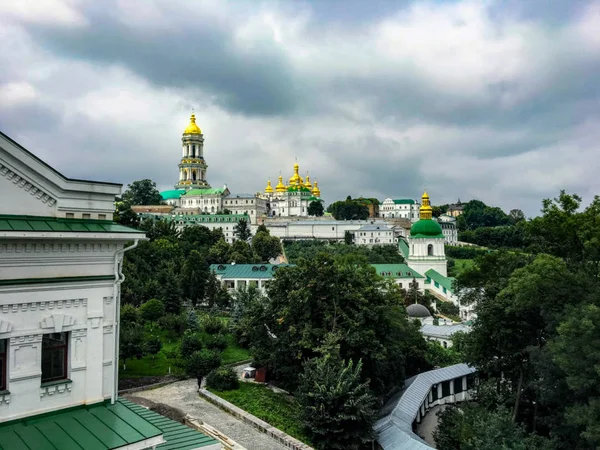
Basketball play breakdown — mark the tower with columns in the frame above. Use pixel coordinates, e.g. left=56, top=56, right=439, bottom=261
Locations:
left=175, top=113, right=210, bottom=190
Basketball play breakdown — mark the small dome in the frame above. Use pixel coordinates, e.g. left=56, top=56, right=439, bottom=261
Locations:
left=410, top=219, right=444, bottom=238
left=407, top=304, right=431, bottom=318
left=184, top=113, right=202, bottom=134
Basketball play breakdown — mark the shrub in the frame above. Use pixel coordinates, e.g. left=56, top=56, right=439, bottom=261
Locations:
left=145, top=335, right=163, bottom=358
left=187, top=310, right=201, bottom=332
left=202, top=315, right=226, bottom=335
left=205, top=334, right=228, bottom=351
left=158, top=313, right=187, bottom=337
left=121, top=304, right=141, bottom=326
left=180, top=331, right=203, bottom=359
left=206, top=367, right=239, bottom=391
left=185, top=349, right=222, bottom=387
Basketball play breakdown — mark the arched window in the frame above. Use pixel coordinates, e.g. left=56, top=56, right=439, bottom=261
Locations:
left=192, top=170, right=197, bottom=181
left=427, top=244, right=434, bottom=256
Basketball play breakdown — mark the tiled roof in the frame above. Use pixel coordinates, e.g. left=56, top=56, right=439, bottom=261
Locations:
left=211, top=263, right=294, bottom=279
left=425, top=269, right=455, bottom=292
left=0, top=215, right=144, bottom=234
left=371, top=264, right=424, bottom=279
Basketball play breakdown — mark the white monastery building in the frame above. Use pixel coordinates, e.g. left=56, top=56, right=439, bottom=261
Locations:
left=0, top=131, right=220, bottom=449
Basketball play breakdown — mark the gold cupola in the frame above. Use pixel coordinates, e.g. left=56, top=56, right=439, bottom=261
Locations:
left=265, top=179, right=274, bottom=194
left=276, top=175, right=286, bottom=192
left=184, top=113, right=202, bottom=135
left=312, top=180, right=321, bottom=197
left=419, top=191, right=433, bottom=220
left=288, top=161, right=303, bottom=186
left=304, top=174, right=312, bottom=190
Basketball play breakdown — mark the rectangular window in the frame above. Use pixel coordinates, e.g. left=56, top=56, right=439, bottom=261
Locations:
left=98, top=214, right=106, bottom=220
left=65, top=213, right=74, bottom=219
left=0, top=339, right=6, bottom=391
left=42, top=333, right=68, bottom=383
left=82, top=213, right=91, bottom=219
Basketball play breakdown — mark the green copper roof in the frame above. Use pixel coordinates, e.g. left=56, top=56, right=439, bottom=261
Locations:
left=409, top=219, right=444, bottom=239
left=211, top=263, right=294, bottom=279
left=184, top=188, right=226, bottom=196
left=392, top=199, right=415, bottom=205
left=398, top=239, right=409, bottom=258
left=0, top=215, right=144, bottom=234
left=425, top=269, right=455, bottom=292
left=160, top=189, right=185, bottom=200
left=120, top=398, right=219, bottom=449
left=286, top=185, right=311, bottom=193
left=307, top=196, right=323, bottom=202
left=0, top=399, right=218, bottom=450
left=371, top=264, right=424, bottom=279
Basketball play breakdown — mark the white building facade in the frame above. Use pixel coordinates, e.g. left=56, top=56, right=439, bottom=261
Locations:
left=437, top=214, right=458, bottom=244
left=265, top=219, right=390, bottom=242
left=379, top=198, right=420, bottom=222
left=353, top=224, right=396, bottom=246
left=0, top=132, right=145, bottom=421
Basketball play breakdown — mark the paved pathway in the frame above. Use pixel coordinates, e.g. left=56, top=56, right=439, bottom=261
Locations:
left=417, top=404, right=447, bottom=447
left=130, top=379, right=289, bottom=450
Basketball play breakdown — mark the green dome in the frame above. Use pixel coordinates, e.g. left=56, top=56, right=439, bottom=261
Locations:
left=410, top=219, right=444, bottom=239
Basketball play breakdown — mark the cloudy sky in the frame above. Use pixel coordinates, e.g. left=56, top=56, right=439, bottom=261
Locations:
left=1, top=0, right=598, bottom=216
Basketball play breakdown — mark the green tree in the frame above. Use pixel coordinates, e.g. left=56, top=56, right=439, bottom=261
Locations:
left=245, top=254, right=428, bottom=395
left=207, top=239, right=231, bottom=264
left=298, top=355, right=377, bottom=450
left=139, top=218, right=179, bottom=241
left=329, top=198, right=369, bottom=220
left=121, top=303, right=141, bottom=326
left=252, top=231, right=282, bottom=262
left=180, top=331, right=204, bottom=359
left=119, top=323, right=146, bottom=370
left=159, top=266, right=183, bottom=314
left=121, top=179, right=163, bottom=206
left=145, top=335, right=163, bottom=359
left=185, top=349, right=222, bottom=388
left=509, top=209, right=526, bottom=225
left=233, top=218, right=252, bottom=242
left=229, top=239, right=256, bottom=264
left=140, top=299, right=165, bottom=326
left=182, top=250, right=209, bottom=305
left=307, top=201, right=324, bottom=217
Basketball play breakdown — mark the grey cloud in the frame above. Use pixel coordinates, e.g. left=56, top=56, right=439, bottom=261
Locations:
left=28, top=2, right=299, bottom=116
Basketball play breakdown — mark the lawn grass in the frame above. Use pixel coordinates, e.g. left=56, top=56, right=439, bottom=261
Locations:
left=119, top=324, right=251, bottom=378
left=209, top=382, right=312, bottom=445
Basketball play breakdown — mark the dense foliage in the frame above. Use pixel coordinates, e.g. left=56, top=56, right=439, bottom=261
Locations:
left=206, top=367, right=239, bottom=391
left=327, top=196, right=370, bottom=220
left=284, top=240, right=405, bottom=264
left=442, top=191, right=600, bottom=449
left=307, top=200, right=325, bottom=217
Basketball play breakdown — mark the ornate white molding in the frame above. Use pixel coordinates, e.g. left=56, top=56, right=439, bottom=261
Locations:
left=40, top=381, right=72, bottom=398
left=40, top=314, right=75, bottom=332
left=2, top=298, right=87, bottom=315
left=10, top=334, right=42, bottom=345
left=104, top=296, right=113, bottom=304
left=103, top=324, right=113, bottom=334
left=0, top=164, right=57, bottom=207
left=0, top=318, right=13, bottom=333
left=0, top=242, right=119, bottom=254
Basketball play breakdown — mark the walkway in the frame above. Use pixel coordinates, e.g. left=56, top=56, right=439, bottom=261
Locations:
left=129, top=379, right=289, bottom=450
left=417, top=404, right=447, bottom=448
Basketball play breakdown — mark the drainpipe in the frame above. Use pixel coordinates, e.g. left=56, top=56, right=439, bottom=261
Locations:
left=112, top=239, right=140, bottom=404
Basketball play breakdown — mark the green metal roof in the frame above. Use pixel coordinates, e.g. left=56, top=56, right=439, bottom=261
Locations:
left=120, top=398, right=218, bottom=449
left=371, top=264, right=424, bottom=279
left=0, top=215, right=144, bottom=234
left=409, top=219, right=444, bottom=239
left=0, top=399, right=218, bottom=450
left=160, top=189, right=186, bottom=200
left=425, top=269, right=454, bottom=292
left=307, top=196, right=323, bottom=202
left=211, top=263, right=293, bottom=279
left=398, top=239, right=409, bottom=258
left=392, top=199, right=415, bottom=205
left=183, top=188, right=226, bottom=196
left=286, top=186, right=311, bottom=193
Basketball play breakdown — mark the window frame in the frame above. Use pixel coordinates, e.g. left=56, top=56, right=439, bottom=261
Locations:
left=41, top=333, right=69, bottom=384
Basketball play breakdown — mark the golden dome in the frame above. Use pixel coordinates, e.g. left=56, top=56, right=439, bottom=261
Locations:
left=276, top=175, right=286, bottom=192
left=312, top=180, right=321, bottom=197
left=289, top=161, right=303, bottom=186
left=184, top=113, right=202, bottom=135
left=304, top=174, right=312, bottom=190
left=419, top=190, right=433, bottom=220
left=265, top=179, right=274, bottom=194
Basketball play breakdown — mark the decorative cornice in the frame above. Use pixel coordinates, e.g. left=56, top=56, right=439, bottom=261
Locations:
left=40, top=313, right=75, bottom=332
left=0, top=242, right=119, bottom=254
left=1, top=298, right=87, bottom=314
left=0, top=163, right=57, bottom=207
left=0, top=276, right=113, bottom=287
left=0, top=318, right=13, bottom=333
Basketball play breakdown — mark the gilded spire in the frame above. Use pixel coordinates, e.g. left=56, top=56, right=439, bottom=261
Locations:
left=304, top=173, right=312, bottom=190
left=419, top=190, right=433, bottom=220
left=289, top=161, right=302, bottom=186
left=184, top=113, right=202, bottom=134
left=265, top=179, right=274, bottom=194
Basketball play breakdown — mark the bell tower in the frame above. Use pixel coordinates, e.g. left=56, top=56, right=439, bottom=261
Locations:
left=175, top=113, right=211, bottom=190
